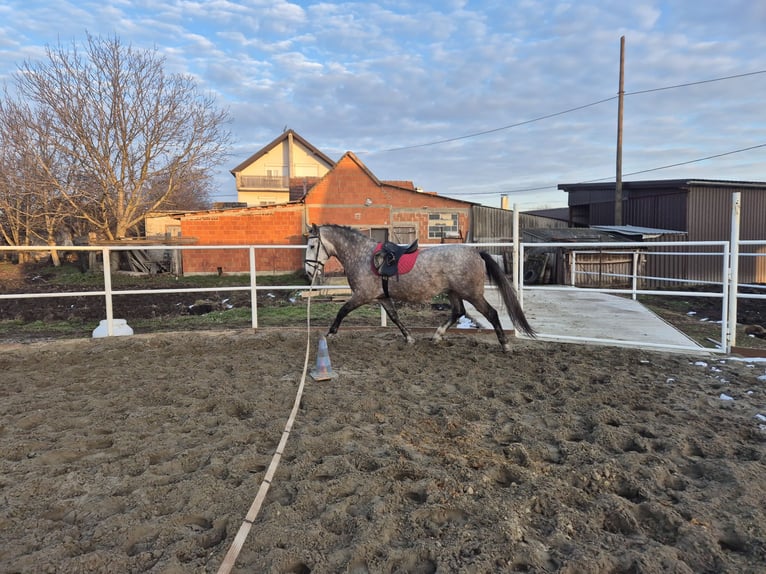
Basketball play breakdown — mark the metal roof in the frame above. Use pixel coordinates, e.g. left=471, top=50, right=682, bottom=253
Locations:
left=592, top=225, right=686, bottom=239
left=522, top=227, right=625, bottom=242
left=558, top=178, right=766, bottom=192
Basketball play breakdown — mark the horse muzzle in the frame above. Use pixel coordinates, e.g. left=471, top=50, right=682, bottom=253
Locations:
left=304, top=259, right=324, bottom=281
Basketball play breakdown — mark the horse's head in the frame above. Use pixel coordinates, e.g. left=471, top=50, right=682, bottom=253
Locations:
left=304, top=224, right=331, bottom=282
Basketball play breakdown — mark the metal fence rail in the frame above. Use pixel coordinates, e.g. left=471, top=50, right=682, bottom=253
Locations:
left=1, top=239, right=763, bottom=352
left=0, top=244, right=311, bottom=336
left=519, top=240, right=733, bottom=353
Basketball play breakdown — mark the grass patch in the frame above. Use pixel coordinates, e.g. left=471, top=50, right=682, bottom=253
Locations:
left=0, top=300, right=393, bottom=341
left=21, top=263, right=309, bottom=291
left=640, top=294, right=766, bottom=350
left=0, top=318, right=94, bottom=340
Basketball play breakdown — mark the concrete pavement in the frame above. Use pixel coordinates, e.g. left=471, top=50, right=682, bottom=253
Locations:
left=465, top=286, right=706, bottom=353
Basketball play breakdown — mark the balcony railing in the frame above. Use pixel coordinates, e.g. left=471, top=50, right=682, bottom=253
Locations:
left=238, top=175, right=289, bottom=189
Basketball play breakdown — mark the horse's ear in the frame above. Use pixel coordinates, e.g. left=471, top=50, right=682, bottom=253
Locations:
left=310, top=223, right=319, bottom=234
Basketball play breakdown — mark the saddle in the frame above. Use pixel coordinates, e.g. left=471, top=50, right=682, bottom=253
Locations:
left=372, top=240, right=419, bottom=297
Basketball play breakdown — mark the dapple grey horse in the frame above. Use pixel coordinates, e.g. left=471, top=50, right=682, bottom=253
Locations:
left=305, top=224, right=535, bottom=352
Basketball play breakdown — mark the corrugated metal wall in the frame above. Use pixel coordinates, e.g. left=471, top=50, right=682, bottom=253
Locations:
left=634, top=188, right=765, bottom=286
left=685, top=186, right=765, bottom=284
left=735, top=189, right=766, bottom=284
left=607, top=186, right=762, bottom=285
left=470, top=189, right=764, bottom=285
left=625, top=190, right=687, bottom=230
left=642, top=234, right=693, bottom=288
left=471, top=206, right=568, bottom=242
left=470, top=205, right=568, bottom=273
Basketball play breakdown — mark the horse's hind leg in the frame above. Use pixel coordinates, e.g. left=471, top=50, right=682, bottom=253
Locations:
left=468, top=296, right=511, bottom=352
left=379, top=298, right=415, bottom=344
left=433, top=292, right=465, bottom=343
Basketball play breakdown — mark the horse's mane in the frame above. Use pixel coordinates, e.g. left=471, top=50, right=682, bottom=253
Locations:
left=322, top=224, right=364, bottom=236
left=322, top=223, right=360, bottom=234
left=321, top=224, right=375, bottom=246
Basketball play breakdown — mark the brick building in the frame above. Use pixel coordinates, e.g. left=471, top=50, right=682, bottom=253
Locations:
left=178, top=151, right=475, bottom=275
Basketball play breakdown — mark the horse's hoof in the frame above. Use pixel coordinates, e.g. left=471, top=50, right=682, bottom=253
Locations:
left=406, top=336, right=416, bottom=345
left=502, top=343, right=511, bottom=353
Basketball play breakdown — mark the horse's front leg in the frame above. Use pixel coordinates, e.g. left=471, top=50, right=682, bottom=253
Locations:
left=328, top=299, right=364, bottom=336
left=378, top=298, right=415, bottom=344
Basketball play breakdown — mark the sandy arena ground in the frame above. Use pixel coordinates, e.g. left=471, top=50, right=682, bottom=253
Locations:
left=1, top=329, right=765, bottom=573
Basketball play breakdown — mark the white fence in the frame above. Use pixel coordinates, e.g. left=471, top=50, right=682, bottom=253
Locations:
left=1, top=238, right=764, bottom=353
left=0, top=244, right=312, bottom=336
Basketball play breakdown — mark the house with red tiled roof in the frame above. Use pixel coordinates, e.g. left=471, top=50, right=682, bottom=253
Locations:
left=178, top=139, right=476, bottom=274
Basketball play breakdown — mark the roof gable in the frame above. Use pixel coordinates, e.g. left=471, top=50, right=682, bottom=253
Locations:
left=230, top=129, right=336, bottom=175
left=303, top=151, right=476, bottom=207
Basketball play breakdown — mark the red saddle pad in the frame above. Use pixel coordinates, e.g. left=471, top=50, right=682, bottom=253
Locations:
left=371, top=243, right=420, bottom=275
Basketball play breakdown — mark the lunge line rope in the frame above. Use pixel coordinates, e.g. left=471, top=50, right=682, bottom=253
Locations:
left=217, top=275, right=317, bottom=573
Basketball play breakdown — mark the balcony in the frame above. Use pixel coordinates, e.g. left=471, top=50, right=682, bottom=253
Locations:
left=238, top=175, right=289, bottom=190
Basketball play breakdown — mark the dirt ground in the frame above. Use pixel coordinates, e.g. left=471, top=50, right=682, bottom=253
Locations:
left=1, top=329, right=765, bottom=573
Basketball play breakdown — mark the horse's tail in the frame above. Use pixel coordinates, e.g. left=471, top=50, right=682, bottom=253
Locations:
left=479, top=252, right=536, bottom=337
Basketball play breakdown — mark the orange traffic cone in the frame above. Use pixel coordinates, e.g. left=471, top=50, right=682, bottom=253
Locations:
left=310, top=335, right=338, bottom=381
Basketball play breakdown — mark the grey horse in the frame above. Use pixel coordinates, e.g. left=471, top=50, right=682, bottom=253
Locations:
left=305, top=224, right=535, bottom=351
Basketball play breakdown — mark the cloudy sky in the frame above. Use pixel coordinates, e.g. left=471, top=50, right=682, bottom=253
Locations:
left=1, top=1, right=764, bottom=210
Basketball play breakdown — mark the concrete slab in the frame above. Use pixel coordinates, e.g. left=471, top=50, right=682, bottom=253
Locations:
left=465, top=286, right=707, bottom=353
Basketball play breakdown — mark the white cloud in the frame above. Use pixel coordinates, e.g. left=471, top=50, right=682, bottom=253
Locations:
left=0, top=0, right=764, bottom=208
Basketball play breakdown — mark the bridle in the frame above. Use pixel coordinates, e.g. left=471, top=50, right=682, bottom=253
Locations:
left=305, top=231, right=330, bottom=278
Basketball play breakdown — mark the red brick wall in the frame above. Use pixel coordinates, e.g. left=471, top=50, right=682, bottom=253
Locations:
left=305, top=154, right=471, bottom=242
left=178, top=153, right=474, bottom=275
left=180, top=205, right=305, bottom=274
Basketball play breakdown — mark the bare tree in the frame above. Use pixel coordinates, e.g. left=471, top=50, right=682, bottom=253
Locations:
left=9, top=33, right=230, bottom=240
left=0, top=143, right=36, bottom=261
left=145, top=168, right=212, bottom=212
left=0, top=96, right=86, bottom=265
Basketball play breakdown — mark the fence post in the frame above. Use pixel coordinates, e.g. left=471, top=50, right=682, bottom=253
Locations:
left=727, top=192, right=741, bottom=351
left=512, top=204, right=520, bottom=291
left=250, top=246, right=258, bottom=329
left=570, top=252, right=577, bottom=287
left=513, top=204, right=524, bottom=309
left=102, top=247, right=114, bottom=336
left=632, top=250, right=639, bottom=300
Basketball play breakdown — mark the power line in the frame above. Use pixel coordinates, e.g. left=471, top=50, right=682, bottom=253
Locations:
left=452, top=141, right=766, bottom=198
left=373, top=69, right=766, bottom=154
left=590, top=142, right=766, bottom=180
left=378, top=97, right=617, bottom=153
left=213, top=71, right=766, bottom=202
left=625, top=70, right=766, bottom=96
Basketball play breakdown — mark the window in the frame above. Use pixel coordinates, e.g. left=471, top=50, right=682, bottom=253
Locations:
left=428, top=213, right=459, bottom=239
left=370, top=228, right=388, bottom=243
left=393, top=226, right=416, bottom=244
left=165, top=225, right=181, bottom=239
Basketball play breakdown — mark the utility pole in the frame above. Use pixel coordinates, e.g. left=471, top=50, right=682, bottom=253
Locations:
left=615, top=35, right=625, bottom=226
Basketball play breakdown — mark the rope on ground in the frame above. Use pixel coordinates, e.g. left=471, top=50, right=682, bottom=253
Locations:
left=216, top=275, right=317, bottom=574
